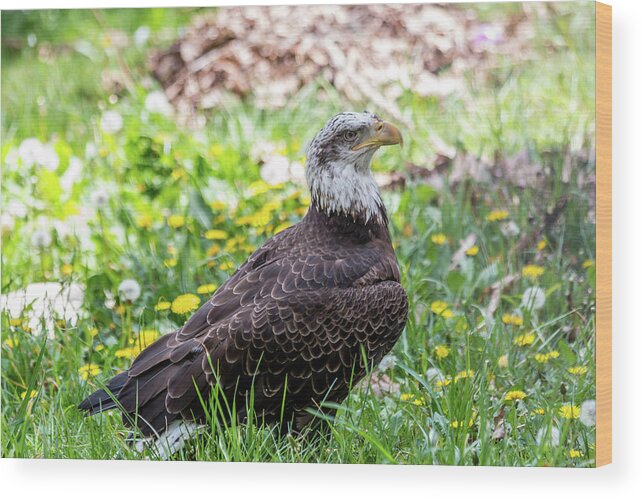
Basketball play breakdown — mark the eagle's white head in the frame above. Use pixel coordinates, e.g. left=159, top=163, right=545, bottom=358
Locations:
left=305, top=111, right=403, bottom=225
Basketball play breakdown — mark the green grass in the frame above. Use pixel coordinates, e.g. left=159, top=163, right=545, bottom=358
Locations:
left=1, top=5, right=596, bottom=466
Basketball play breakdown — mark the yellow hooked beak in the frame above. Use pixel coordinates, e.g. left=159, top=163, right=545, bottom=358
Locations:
left=352, top=121, right=403, bottom=151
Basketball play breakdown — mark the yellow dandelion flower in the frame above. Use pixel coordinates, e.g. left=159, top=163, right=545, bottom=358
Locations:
left=450, top=418, right=475, bottom=429
left=435, top=377, right=452, bottom=389
left=431, top=301, right=448, bottom=314
left=441, top=309, right=453, bottom=319
left=155, top=301, right=171, bottom=311
left=532, top=408, right=545, bottom=415
left=465, top=245, right=479, bottom=256
left=88, top=327, right=98, bottom=337
left=502, top=313, right=523, bottom=326
left=582, top=259, right=595, bottom=269
left=136, top=214, right=153, bottom=229
left=210, top=200, right=227, bottom=211
left=497, top=354, right=509, bottom=368
left=205, top=229, right=228, bottom=240
left=206, top=243, right=221, bottom=257
left=170, top=168, right=186, bottom=181
left=434, top=345, right=451, bottom=359
left=219, top=261, right=235, bottom=271
left=248, top=180, right=272, bottom=196
left=197, top=283, right=218, bottom=295
left=210, top=143, right=225, bottom=157
left=9, top=318, right=22, bottom=327
left=79, top=364, right=101, bottom=380
left=454, top=370, right=475, bottom=383
left=167, top=214, right=186, bottom=229
left=522, top=265, right=545, bottom=279
left=534, top=353, right=549, bottom=363
left=430, top=300, right=453, bottom=319
left=95, top=344, right=105, bottom=352
left=431, top=233, right=447, bottom=245
left=241, top=211, right=272, bottom=227
left=537, top=239, right=548, bottom=251
left=514, top=333, right=536, bottom=347
left=61, top=263, right=73, bottom=276
left=400, top=393, right=414, bottom=402
left=569, top=449, right=584, bottom=458
left=568, top=366, right=588, bottom=375
left=236, top=214, right=255, bottom=226
left=136, top=329, right=159, bottom=348
left=559, top=404, right=581, bottom=419
left=263, top=200, right=282, bottom=214
left=534, top=350, right=560, bottom=363
left=114, top=305, right=125, bottom=315
left=486, top=210, right=510, bottom=222
left=505, top=390, right=527, bottom=401
left=115, top=347, right=137, bottom=359
left=4, top=337, right=19, bottom=348
left=412, top=398, right=424, bottom=406
left=21, top=389, right=38, bottom=400
left=171, top=294, right=200, bottom=314
left=163, top=258, right=177, bottom=268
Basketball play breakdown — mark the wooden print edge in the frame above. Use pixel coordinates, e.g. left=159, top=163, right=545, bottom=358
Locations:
left=595, top=0, right=612, bottom=468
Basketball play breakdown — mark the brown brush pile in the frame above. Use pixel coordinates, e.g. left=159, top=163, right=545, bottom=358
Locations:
left=149, top=4, right=529, bottom=121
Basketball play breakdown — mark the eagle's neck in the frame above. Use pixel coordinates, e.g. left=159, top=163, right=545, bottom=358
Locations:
left=306, top=157, right=387, bottom=226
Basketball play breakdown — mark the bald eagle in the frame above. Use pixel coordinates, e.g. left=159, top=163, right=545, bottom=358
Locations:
left=79, top=111, right=408, bottom=457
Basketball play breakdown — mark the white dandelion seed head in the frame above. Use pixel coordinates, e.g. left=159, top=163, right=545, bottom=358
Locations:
left=53, top=215, right=93, bottom=251
left=18, top=137, right=44, bottom=167
left=60, top=156, right=83, bottom=192
left=39, top=143, right=59, bottom=171
left=500, top=220, right=520, bottom=237
left=522, top=286, right=546, bottom=311
left=90, top=190, right=110, bottom=208
left=4, top=147, right=20, bottom=171
left=134, top=26, right=151, bottom=46
left=30, top=229, right=52, bottom=249
left=580, top=399, right=596, bottom=427
left=100, top=110, right=123, bottom=134
left=425, top=367, right=445, bottom=384
left=18, top=138, right=59, bottom=171
left=260, top=155, right=291, bottom=185
left=85, top=142, right=98, bottom=158
left=118, top=279, right=141, bottom=303
left=250, top=139, right=279, bottom=164
left=0, top=282, right=84, bottom=338
left=536, top=426, right=560, bottom=447
left=7, top=200, right=28, bottom=218
left=145, top=90, right=173, bottom=117
left=378, top=353, right=397, bottom=372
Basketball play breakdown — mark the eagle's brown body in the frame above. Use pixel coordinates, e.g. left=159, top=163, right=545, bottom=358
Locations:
left=79, top=111, right=408, bottom=449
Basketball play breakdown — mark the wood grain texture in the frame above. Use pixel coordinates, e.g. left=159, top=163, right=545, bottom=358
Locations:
left=595, top=1, right=612, bottom=468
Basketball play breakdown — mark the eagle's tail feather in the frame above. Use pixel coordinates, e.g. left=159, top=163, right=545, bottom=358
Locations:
left=78, top=371, right=129, bottom=415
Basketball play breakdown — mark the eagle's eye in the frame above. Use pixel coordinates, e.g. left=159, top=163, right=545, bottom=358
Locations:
left=342, top=130, right=358, bottom=142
